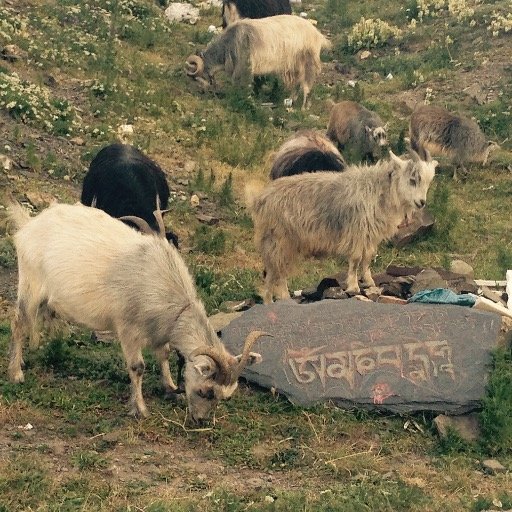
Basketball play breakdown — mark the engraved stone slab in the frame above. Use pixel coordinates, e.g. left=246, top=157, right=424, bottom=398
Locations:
left=221, top=300, right=502, bottom=414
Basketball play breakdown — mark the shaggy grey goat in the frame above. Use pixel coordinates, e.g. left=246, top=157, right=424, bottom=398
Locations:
left=327, top=100, right=388, bottom=162
left=6, top=200, right=265, bottom=423
left=409, top=104, right=499, bottom=180
left=186, top=15, right=330, bottom=109
left=247, top=150, right=437, bottom=303
left=270, top=130, right=345, bottom=179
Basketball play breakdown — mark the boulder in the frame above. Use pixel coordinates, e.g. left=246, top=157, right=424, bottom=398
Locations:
left=221, top=299, right=503, bottom=414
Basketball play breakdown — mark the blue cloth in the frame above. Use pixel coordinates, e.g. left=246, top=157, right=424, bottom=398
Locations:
left=408, top=288, right=477, bottom=306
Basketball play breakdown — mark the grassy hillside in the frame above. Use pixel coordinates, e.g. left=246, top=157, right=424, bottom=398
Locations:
left=0, top=0, right=511, bottom=510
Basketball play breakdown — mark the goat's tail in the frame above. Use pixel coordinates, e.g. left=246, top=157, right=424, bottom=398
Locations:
left=3, top=192, right=31, bottom=231
left=244, top=180, right=265, bottom=211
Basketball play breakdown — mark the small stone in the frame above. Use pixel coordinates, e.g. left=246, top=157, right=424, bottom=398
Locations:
left=359, top=50, right=371, bottom=60
left=377, top=295, right=408, bottom=305
left=364, top=286, right=382, bottom=301
left=0, top=154, right=12, bottom=171
left=196, top=213, right=219, bottom=225
left=450, top=260, right=474, bottom=279
left=183, top=161, right=196, bottom=174
left=433, top=413, right=480, bottom=443
left=410, top=269, right=448, bottom=295
left=322, top=287, right=348, bottom=300
left=25, top=191, right=55, bottom=209
left=208, top=311, right=243, bottom=334
left=70, top=137, right=85, bottom=146
left=264, top=496, right=275, bottom=504
left=190, top=194, right=200, bottom=207
left=220, top=299, right=254, bottom=313
left=481, top=459, right=507, bottom=474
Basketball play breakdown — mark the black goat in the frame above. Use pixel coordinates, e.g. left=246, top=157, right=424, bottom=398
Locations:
left=81, top=143, right=179, bottom=247
left=270, top=130, right=346, bottom=180
left=222, top=0, right=292, bottom=28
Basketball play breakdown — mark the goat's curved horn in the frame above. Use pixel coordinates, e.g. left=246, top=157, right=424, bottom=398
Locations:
left=119, top=215, right=154, bottom=235
left=407, top=147, right=421, bottom=162
left=186, top=55, right=204, bottom=77
left=231, top=330, right=272, bottom=382
left=423, top=148, right=432, bottom=162
left=188, top=346, right=232, bottom=385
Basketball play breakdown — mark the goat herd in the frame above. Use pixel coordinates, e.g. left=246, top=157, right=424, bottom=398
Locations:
left=5, top=0, right=499, bottom=423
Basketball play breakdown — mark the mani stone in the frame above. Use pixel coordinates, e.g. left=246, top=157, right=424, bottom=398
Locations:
left=220, top=299, right=502, bottom=414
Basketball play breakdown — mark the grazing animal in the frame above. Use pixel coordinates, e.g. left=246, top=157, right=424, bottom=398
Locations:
left=81, top=143, right=179, bottom=248
left=327, top=100, right=388, bottom=163
left=247, top=150, right=437, bottom=303
left=409, top=104, right=499, bottom=180
left=185, top=15, right=331, bottom=109
left=6, top=200, right=265, bottom=423
left=222, top=0, right=291, bottom=28
left=270, top=130, right=345, bottom=179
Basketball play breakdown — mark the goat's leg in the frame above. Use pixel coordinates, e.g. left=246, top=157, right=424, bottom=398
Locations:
left=8, top=301, right=29, bottom=383
left=360, top=249, right=376, bottom=288
left=154, top=344, right=178, bottom=396
left=274, top=277, right=290, bottom=301
left=121, top=342, right=148, bottom=418
left=345, top=257, right=361, bottom=294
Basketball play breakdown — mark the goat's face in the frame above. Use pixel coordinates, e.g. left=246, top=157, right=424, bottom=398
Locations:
left=366, top=125, right=388, bottom=148
left=184, top=355, right=237, bottom=424
left=184, top=332, right=265, bottom=423
left=390, top=150, right=437, bottom=211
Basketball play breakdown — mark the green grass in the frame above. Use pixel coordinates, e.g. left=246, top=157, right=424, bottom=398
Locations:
left=1, top=0, right=512, bottom=509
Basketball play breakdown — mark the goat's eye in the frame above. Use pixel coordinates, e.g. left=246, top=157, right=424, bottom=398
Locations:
left=409, top=178, right=416, bottom=187
left=197, top=389, right=215, bottom=400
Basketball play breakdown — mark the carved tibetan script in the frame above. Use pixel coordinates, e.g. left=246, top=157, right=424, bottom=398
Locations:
left=287, top=339, right=455, bottom=389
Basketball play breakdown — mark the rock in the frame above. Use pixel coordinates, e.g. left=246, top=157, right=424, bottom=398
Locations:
left=220, top=299, right=255, bottom=313
left=221, top=300, right=502, bottom=414
left=410, top=269, right=448, bottom=295
left=480, top=286, right=506, bottom=306
left=190, top=194, right=200, bottom=207
left=1, top=44, right=27, bottom=61
left=183, top=161, right=196, bottom=174
left=25, top=191, right=56, bottom=209
left=377, top=296, right=408, bottom=305
left=364, top=286, right=382, bottom=301
left=164, top=3, right=200, bottom=24
left=208, top=311, right=243, bottom=334
left=359, top=50, right=371, bottom=60
left=69, top=137, right=85, bottom=146
left=386, top=265, right=422, bottom=277
left=196, top=213, right=219, bottom=225
left=322, top=287, right=349, bottom=300
left=450, top=260, right=474, bottom=279
left=463, top=83, right=487, bottom=105
left=481, top=459, right=507, bottom=475
left=433, top=413, right=480, bottom=443
left=391, top=208, right=435, bottom=248
left=0, top=154, right=13, bottom=171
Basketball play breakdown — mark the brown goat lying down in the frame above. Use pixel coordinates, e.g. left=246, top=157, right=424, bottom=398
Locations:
left=247, top=150, right=437, bottom=303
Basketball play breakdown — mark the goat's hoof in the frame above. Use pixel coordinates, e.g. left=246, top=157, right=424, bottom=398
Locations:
left=345, top=287, right=360, bottom=296
left=129, top=404, right=149, bottom=419
left=8, top=369, right=24, bottom=383
left=164, top=387, right=185, bottom=403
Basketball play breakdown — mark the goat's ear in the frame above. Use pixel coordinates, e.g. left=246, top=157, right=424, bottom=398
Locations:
left=194, top=360, right=215, bottom=377
left=365, top=125, right=372, bottom=135
left=235, top=352, right=262, bottom=367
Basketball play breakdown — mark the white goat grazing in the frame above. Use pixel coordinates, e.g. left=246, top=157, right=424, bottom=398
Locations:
left=6, top=200, right=265, bottom=423
left=247, top=150, right=437, bottom=303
